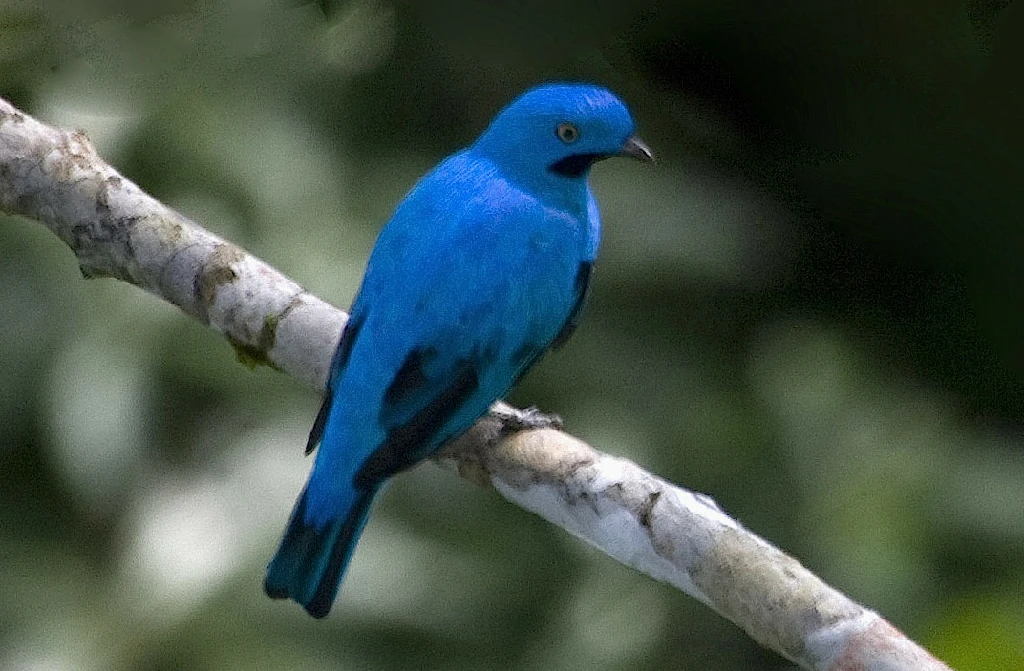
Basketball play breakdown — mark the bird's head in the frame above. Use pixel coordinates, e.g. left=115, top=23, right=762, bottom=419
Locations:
left=472, top=83, right=652, bottom=192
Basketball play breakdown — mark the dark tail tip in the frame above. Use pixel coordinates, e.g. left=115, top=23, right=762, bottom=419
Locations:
left=264, top=576, right=288, bottom=600
left=305, top=598, right=332, bottom=619
left=264, top=485, right=378, bottom=618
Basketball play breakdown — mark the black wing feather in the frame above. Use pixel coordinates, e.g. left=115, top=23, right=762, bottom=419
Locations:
left=355, top=355, right=479, bottom=487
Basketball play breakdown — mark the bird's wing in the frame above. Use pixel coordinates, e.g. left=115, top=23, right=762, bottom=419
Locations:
left=551, top=188, right=600, bottom=349
left=354, top=346, right=483, bottom=486
left=551, top=260, right=593, bottom=349
left=305, top=309, right=365, bottom=454
left=304, top=157, right=492, bottom=458
left=307, top=154, right=584, bottom=468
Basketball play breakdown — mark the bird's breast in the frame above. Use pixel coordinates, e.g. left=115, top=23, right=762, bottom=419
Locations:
left=502, top=231, right=582, bottom=335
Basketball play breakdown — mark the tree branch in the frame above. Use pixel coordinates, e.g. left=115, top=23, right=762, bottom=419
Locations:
left=0, top=96, right=951, bottom=671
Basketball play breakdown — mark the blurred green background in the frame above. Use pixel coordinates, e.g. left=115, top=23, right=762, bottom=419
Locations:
left=2, top=1, right=1023, bottom=669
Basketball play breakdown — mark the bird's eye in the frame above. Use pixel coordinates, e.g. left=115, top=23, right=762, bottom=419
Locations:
left=556, top=122, right=579, bottom=143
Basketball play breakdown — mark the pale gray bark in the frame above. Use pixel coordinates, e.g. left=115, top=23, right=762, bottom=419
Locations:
left=0, top=96, right=952, bottom=671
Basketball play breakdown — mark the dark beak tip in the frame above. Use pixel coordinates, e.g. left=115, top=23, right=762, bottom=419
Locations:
left=621, top=136, right=655, bottom=163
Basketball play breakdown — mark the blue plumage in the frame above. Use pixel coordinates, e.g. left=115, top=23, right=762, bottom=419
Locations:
left=265, top=83, right=652, bottom=618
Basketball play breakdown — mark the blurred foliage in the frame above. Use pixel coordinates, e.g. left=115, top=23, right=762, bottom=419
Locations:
left=2, top=0, right=1023, bottom=669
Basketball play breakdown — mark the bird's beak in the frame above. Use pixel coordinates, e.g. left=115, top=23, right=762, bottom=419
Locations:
left=620, top=135, right=654, bottom=163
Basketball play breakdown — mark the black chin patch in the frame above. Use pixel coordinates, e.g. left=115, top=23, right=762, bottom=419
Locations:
left=549, top=153, right=604, bottom=178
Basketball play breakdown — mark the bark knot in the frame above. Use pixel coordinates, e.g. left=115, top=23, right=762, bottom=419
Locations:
left=196, top=243, right=245, bottom=320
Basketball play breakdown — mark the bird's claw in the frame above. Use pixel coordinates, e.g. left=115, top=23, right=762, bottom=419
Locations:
left=497, top=405, right=564, bottom=434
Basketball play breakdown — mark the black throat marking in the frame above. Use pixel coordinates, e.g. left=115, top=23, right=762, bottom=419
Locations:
left=548, top=153, right=604, bottom=178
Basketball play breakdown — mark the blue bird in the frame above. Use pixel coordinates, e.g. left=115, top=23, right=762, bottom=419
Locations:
left=265, top=83, right=653, bottom=618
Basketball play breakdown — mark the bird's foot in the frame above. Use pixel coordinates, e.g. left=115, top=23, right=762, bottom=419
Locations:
left=494, top=405, right=564, bottom=434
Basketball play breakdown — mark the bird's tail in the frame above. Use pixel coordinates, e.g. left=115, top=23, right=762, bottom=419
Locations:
left=264, top=484, right=378, bottom=618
